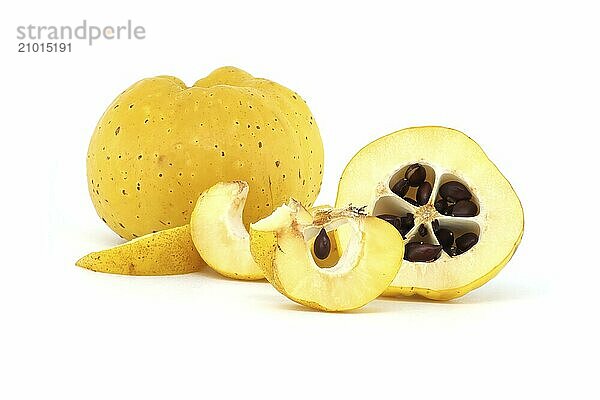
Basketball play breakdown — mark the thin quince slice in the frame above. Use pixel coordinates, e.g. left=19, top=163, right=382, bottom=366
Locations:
left=249, top=201, right=405, bottom=312
left=190, top=181, right=263, bottom=280
left=75, top=225, right=203, bottom=275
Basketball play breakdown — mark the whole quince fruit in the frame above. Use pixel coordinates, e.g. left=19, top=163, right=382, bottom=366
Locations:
left=86, top=66, right=324, bottom=239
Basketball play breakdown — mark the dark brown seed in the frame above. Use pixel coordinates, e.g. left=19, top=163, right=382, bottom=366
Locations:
left=418, top=224, right=427, bottom=237
left=432, top=219, right=440, bottom=232
left=435, top=228, right=454, bottom=248
left=416, top=182, right=432, bottom=205
left=404, top=197, right=419, bottom=207
left=400, top=214, right=414, bottom=229
left=445, top=246, right=459, bottom=257
left=456, top=232, right=479, bottom=252
left=391, top=178, right=409, bottom=197
left=377, top=214, right=402, bottom=233
left=405, top=164, right=426, bottom=187
left=439, top=181, right=472, bottom=201
left=452, top=200, right=478, bottom=217
left=404, top=242, right=442, bottom=262
left=434, top=199, right=447, bottom=214
left=314, top=228, right=331, bottom=260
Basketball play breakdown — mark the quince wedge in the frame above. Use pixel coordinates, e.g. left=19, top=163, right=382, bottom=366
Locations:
left=190, top=181, right=263, bottom=280
left=249, top=201, right=404, bottom=311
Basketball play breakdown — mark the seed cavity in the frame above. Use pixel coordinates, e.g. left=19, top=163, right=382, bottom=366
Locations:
left=391, top=164, right=434, bottom=206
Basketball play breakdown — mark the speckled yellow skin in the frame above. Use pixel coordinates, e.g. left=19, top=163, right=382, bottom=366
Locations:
left=75, top=225, right=203, bottom=275
left=87, top=67, right=324, bottom=240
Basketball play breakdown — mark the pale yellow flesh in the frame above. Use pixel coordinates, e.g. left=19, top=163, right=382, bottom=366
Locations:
left=190, top=181, right=263, bottom=280
left=75, top=225, right=204, bottom=275
left=250, top=203, right=404, bottom=311
left=335, top=126, right=524, bottom=300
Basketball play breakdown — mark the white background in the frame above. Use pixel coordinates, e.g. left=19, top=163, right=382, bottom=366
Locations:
left=2, top=1, right=598, bottom=398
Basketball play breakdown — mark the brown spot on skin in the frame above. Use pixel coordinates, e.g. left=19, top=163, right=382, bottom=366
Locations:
left=267, top=176, right=274, bottom=206
left=128, top=263, right=136, bottom=274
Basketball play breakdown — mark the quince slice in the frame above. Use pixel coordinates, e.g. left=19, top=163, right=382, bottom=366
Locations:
left=249, top=201, right=404, bottom=311
left=335, top=126, right=524, bottom=300
left=190, top=181, right=263, bottom=280
left=76, top=225, right=203, bottom=275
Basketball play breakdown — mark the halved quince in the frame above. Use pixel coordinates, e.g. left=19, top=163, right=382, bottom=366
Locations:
left=335, top=126, right=524, bottom=300
left=249, top=201, right=404, bottom=311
